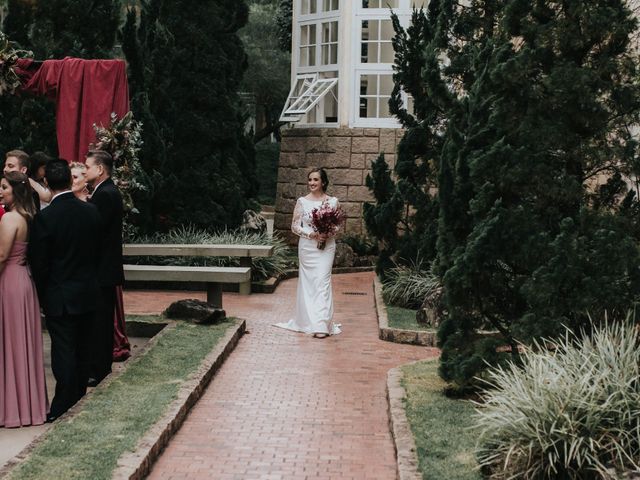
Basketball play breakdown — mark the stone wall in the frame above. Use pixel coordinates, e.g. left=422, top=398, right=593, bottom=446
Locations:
left=275, top=127, right=401, bottom=243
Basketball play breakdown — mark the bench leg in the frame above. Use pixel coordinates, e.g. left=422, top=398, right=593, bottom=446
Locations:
left=239, top=258, right=252, bottom=295
left=239, top=281, right=251, bottom=295
left=206, top=284, right=223, bottom=308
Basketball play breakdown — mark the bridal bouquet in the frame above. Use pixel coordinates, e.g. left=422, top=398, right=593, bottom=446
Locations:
left=310, top=202, right=346, bottom=250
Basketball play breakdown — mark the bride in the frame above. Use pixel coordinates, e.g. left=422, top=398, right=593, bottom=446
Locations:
left=275, top=167, right=342, bottom=338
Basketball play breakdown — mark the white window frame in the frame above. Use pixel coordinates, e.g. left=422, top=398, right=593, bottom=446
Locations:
left=280, top=74, right=318, bottom=122
left=284, top=78, right=339, bottom=116
left=351, top=7, right=416, bottom=127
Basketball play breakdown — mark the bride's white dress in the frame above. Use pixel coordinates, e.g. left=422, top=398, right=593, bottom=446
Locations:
left=274, top=196, right=342, bottom=335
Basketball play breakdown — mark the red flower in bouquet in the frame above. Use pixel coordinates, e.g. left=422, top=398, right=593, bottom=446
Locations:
left=310, top=201, right=346, bottom=249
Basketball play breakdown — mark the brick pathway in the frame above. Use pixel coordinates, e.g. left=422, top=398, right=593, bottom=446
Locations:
left=124, top=272, right=438, bottom=480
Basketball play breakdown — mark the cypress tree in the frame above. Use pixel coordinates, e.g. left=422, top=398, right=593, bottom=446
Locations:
left=122, top=0, right=258, bottom=231
left=381, top=0, right=640, bottom=389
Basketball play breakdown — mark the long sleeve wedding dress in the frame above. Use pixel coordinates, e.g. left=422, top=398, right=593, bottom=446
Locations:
left=274, top=196, right=342, bottom=335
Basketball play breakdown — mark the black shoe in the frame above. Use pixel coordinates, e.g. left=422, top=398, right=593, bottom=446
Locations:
left=46, top=414, right=57, bottom=423
left=87, top=377, right=100, bottom=387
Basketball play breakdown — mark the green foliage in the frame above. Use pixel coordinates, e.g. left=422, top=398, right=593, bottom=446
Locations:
left=382, top=262, right=440, bottom=309
left=122, top=0, right=258, bottom=232
left=386, top=305, right=432, bottom=332
left=385, top=2, right=640, bottom=390
left=340, top=233, right=378, bottom=257
left=254, top=141, right=280, bottom=205
left=132, top=225, right=296, bottom=280
left=475, top=318, right=640, bottom=479
left=239, top=1, right=290, bottom=142
left=275, top=0, right=292, bottom=53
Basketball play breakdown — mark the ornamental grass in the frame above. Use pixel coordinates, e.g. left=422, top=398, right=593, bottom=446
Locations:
left=382, top=262, right=440, bottom=309
left=474, top=317, right=640, bottom=479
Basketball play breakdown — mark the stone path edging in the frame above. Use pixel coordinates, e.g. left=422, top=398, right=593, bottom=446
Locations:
left=0, top=321, right=172, bottom=479
left=112, top=319, right=246, bottom=480
left=373, top=276, right=437, bottom=347
left=387, top=364, right=423, bottom=480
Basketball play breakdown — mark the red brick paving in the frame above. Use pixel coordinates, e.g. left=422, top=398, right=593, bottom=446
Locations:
left=124, top=272, right=438, bottom=480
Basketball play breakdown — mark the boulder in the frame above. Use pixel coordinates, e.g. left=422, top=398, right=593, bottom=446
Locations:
left=164, top=299, right=226, bottom=325
left=240, top=209, right=267, bottom=235
left=334, top=242, right=355, bottom=267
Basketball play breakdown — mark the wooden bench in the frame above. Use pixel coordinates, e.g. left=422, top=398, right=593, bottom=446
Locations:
left=122, top=244, right=275, bottom=308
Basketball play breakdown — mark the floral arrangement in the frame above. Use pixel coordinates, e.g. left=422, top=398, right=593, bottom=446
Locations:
left=92, top=111, right=147, bottom=231
left=310, top=201, right=346, bottom=249
left=0, top=32, right=32, bottom=96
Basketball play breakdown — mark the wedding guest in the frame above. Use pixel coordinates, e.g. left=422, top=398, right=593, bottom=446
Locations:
left=0, top=171, right=48, bottom=427
left=29, top=159, right=101, bottom=421
left=70, top=162, right=89, bottom=201
left=3, top=150, right=51, bottom=208
left=274, top=167, right=343, bottom=338
left=29, top=151, right=53, bottom=209
left=70, top=160, right=130, bottom=362
left=84, top=150, right=124, bottom=386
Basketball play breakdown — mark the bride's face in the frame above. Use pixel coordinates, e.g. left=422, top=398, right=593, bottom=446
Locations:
left=308, top=172, right=323, bottom=193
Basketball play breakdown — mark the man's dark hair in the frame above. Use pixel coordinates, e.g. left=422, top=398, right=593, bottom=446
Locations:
left=30, top=151, right=53, bottom=177
left=86, top=150, right=114, bottom=175
left=45, top=159, right=72, bottom=191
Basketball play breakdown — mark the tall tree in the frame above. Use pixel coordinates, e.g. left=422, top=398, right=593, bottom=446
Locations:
left=372, top=0, right=640, bottom=389
left=122, top=0, right=258, bottom=231
left=239, top=0, right=290, bottom=142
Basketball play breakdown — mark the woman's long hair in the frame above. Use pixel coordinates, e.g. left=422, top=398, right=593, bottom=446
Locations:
left=4, top=171, right=37, bottom=221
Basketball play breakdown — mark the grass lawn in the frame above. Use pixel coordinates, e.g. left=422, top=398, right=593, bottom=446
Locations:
left=7, top=315, right=237, bottom=480
left=402, top=360, right=481, bottom=480
left=386, top=305, right=434, bottom=332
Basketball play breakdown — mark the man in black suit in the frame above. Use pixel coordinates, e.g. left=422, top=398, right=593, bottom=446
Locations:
left=84, top=150, right=124, bottom=386
left=29, top=159, right=101, bottom=421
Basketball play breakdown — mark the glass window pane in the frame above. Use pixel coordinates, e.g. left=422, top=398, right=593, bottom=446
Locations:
left=362, top=0, right=399, bottom=7
left=361, top=20, right=369, bottom=41
left=330, top=44, right=338, bottom=64
left=299, top=47, right=308, bottom=67
left=309, top=24, right=317, bottom=45
left=360, top=97, right=376, bottom=117
left=380, top=74, right=394, bottom=95
left=364, top=42, right=378, bottom=63
left=302, top=0, right=310, bottom=15
left=379, top=97, right=392, bottom=118
left=308, top=46, right=316, bottom=66
left=361, top=75, right=378, bottom=95
left=380, top=42, right=395, bottom=63
left=379, top=20, right=394, bottom=42
left=331, top=22, right=338, bottom=42
left=322, top=22, right=331, bottom=43
left=410, top=0, right=428, bottom=7
left=301, top=25, right=309, bottom=45
left=407, top=95, right=415, bottom=114
left=324, top=90, right=338, bottom=122
left=369, top=20, right=380, bottom=41
left=310, top=0, right=317, bottom=14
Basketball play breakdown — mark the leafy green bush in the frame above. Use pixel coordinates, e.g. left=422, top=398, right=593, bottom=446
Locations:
left=475, top=318, right=640, bottom=479
left=341, top=234, right=379, bottom=257
left=131, top=225, right=296, bottom=280
left=382, top=263, right=440, bottom=309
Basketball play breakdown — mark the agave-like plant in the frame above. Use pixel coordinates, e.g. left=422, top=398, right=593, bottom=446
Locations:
left=132, top=225, right=296, bottom=280
left=381, top=261, right=441, bottom=309
left=474, top=316, right=640, bottom=479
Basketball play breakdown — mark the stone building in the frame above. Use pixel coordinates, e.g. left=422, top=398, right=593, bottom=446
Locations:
left=275, top=0, right=426, bottom=242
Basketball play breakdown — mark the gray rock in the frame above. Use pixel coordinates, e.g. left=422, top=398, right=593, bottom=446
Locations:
left=164, top=299, right=226, bottom=325
left=334, top=242, right=355, bottom=267
left=240, top=209, right=267, bottom=235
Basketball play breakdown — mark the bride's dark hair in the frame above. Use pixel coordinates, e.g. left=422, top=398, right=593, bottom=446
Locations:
left=308, top=167, right=329, bottom=192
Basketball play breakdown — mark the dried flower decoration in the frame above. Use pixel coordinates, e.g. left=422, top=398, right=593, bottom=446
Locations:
left=0, top=32, right=32, bottom=96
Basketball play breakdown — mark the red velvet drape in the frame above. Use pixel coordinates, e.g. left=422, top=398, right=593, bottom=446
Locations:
left=15, top=57, right=129, bottom=163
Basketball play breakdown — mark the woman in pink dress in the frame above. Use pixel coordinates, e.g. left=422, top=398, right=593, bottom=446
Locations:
left=0, top=171, right=48, bottom=427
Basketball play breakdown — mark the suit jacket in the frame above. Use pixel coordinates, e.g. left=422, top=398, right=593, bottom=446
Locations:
left=90, top=177, right=125, bottom=287
left=28, top=192, right=101, bottom=317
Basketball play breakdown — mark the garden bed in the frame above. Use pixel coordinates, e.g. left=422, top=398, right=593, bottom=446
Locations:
left=400, top=360, right=481, bottom=480
left=3, top=315, right=241, bottom=480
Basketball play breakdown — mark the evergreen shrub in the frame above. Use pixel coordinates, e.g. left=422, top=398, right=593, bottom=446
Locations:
left=475, top=318, right=640, bottom=479
left=131, top=225, right=295, bottom=281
